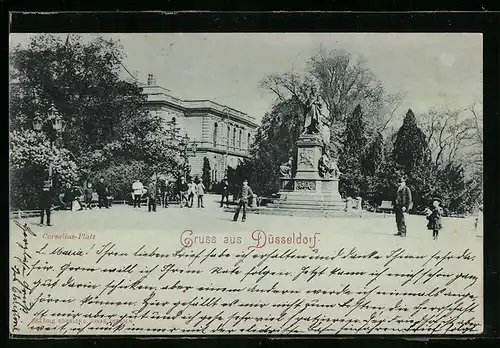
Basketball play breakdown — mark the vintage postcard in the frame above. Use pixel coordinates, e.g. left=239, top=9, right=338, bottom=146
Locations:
left=9, top=32, right=483, bottom=336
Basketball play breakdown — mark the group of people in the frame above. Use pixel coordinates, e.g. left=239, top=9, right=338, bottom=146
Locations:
left=131, top=176, right=207, bottom=212
left=393, top=176, right=443, bottom=241
left=128, top=175, right=255, bottom=223
left=64, top=178, right=113, bottom=211
left=38, top=177, right=113, bottom=227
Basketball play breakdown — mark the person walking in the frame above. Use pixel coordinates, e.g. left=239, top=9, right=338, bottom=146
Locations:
left=394, top=176, right=412, bottom=237
left=426, top=198, right=443, bottom=240
left=196, top=179, right=206, bottom=208
left=178, top=177, right=189, bottom=208
left=233, top=179, right=254, bottom=222
left=96, top=178, right=108, bottom=209
left=148, top=178, right=158, bottom=212
left=132, top=179, right=144, bottom=208
left=187, top=178, right=197, bottom=208
left=39, top=180, right=54, bottom=227
left=220, top=177, right=230, bottom=208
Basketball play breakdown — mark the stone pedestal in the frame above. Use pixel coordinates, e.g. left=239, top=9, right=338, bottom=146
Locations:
left=295, top=134, right=323, bottom=180
left=268, top=134, right=345, bottom=213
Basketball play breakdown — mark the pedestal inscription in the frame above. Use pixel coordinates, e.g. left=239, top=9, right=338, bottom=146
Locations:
left=295, top=180, right=316, bottom=191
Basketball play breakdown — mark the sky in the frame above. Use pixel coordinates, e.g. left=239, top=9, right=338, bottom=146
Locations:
left=10, top=33, right=483, bottom=123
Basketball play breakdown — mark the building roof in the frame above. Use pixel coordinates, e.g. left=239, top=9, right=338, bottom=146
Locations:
left=141, top=84, right=258, bottom=128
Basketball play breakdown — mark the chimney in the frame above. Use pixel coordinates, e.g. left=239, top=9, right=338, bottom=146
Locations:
left=147, top=74, right=156, bottom=86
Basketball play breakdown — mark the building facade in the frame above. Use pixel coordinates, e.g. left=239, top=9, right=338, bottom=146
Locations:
left=140, top=74, right=259, bottom=183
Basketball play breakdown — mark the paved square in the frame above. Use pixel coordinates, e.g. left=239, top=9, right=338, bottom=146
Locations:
left=10, top=194, right=482, bottom=253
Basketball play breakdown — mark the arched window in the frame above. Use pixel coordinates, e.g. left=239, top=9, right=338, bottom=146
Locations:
left=233, top=128, right=236, bottom=148
left=238, top=129, right=242, bottom=149
left=213, top=122, right=218, bottom=147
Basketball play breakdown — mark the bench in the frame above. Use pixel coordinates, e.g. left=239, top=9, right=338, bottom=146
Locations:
left=378, top=200, right=394, bottom=216
left=10, top=210, right=42, bottom=219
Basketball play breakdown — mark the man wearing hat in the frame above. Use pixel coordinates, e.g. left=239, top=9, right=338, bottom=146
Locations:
left=148, top=177, right=158, bottom=212
left=39, top=180, right=54, bottom=226
left=220, top=177, right=230, bottom=208
left=233, top=179, right=254, bottom=222
left=394, top=176, right=412, bottom=237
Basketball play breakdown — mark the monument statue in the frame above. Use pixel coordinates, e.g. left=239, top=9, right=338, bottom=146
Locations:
left=279, top=157, right=293, bottom=178
left=302, top=85, right=322, bottom=135
left=318, top=151, right=342, bottom=179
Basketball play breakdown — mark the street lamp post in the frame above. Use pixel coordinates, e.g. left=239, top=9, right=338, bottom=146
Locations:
left=179, top=134, right=190, bottom=181
left=32, top=103, right=64, bottom=187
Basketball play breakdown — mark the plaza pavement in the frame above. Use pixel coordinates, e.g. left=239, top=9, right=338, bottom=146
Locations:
left=10, top=194, right=482, bottom=253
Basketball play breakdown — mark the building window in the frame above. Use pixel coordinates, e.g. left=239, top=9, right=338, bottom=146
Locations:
left=238, top=129, right=242, bottom=149
left=227, top=125, right=230, bottom=146
left=213, top=122, right=218, bottom=147
left=247, top=133, right=251, bottom=148
left=233, top=128, right=236, bottom=148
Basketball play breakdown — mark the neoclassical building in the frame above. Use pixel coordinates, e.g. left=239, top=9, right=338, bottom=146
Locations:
left=137, top=74, right=259, bottom=183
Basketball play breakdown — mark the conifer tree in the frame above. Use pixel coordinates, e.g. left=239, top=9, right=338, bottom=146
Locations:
left=392, top=109, right=435, bottom=208
left=339, top=104, right=367, bottom=198
left=202, top=157, right=211, bottom=191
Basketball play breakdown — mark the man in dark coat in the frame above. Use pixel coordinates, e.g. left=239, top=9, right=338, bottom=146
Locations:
left=39, top=180, right=54, bottom=226
left=178, top=177, right=189, bottom=208
left=220, top=177, right=230, bottom=208
left=394, top=176, right=412, bottom=237
left=159, top=179, right=168, bottom=208
left=148, top=178, right=157, bottom=212
left=95, top=178, right=108, bottom=209
left=233, top=179, right=254, bottom=222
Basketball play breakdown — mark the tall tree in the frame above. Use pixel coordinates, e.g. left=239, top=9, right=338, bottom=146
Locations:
left=9, top=34, right=162, bottom=171
left=393, top=109, right=432, bottom=171
left=339, top=104, right=367, bottom=198
left=360, top=131, right=386, bottom=203
left=202, top=157, right=211, bottom=191
left=434, top=162, right=482, bottom=215
left=418, top=105, right=479, bottom=168
left=245, top=98, right=303, bottom=196
left=260, top=46, right=405, bottom=154
left=392, top=109, right=435, bottom=207
left=9, top=34, right=184, bottom=206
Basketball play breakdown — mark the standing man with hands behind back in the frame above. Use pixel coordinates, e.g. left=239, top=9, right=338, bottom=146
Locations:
left=394, top=176, right=412, bottom=237
left=233, top=179, right=254, bottom=222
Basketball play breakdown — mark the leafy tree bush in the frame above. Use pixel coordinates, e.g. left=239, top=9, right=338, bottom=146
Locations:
left=9, top=34, right=185, bottom=209
left=92, top=160, right=150, bottom=200
left=339, top=104, right=367, bottom=198
left=9, top=130, right=78, bottom=209
left=202, top=157, right=211, bottom=191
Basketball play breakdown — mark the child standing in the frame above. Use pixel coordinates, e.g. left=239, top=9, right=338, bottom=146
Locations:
left=426, top=199, right=443, bottom=240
